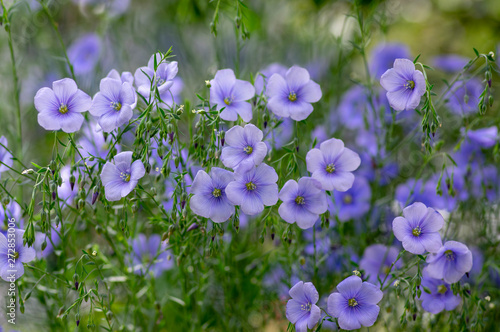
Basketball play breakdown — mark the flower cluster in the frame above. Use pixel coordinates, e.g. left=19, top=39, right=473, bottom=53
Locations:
left=286, top=276, right=383, bottom=331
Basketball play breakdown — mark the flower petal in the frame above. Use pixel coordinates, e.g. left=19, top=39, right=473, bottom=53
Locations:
left=336, top=275, right=362, bottom=299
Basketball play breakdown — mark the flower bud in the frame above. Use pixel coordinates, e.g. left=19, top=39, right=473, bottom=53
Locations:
left=187, top=223, right=199, bottom=232
left=69, top=174, right=76, bottom=191
left=92, top=187, right=99, bottom=205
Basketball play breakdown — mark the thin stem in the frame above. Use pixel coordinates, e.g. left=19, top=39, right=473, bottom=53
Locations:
left=1, top=0, right=23, bottom=200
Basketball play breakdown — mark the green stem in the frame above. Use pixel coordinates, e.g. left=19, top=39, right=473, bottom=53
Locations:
left=1, top=0, right=23, bottom=200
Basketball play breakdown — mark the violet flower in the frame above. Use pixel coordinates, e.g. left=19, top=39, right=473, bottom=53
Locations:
left=0, top=229, right=36, bottom=281
left=286, top=281, right=321, bottom=332
left=225, top=162, right=279, bottom=215
left=100, top=151, right=145, bottom=201
left=369, top=43, right=411, bottom=79
left=254, top=63, right=287, bottom=95
left=327, top=275, right=383, bottom=330
left=134, top=53, right=178, bottom=101
left=209, top=68, right=255, bottom=122
left=392, top=202, right=444, bottom=255
left=67, top=33, right=101, bottom=75
left=34, top=78, right=92, bottom=133
left=330, top=176, right=371, bottom=222
left=418, top=272, right=461, bottom=314
left=128, top=234, right=173, bottom=277
left=0, top=136, right=13, bottom=180
left=190, top=167, right=235, bottom=223
left=306, top=137, right=361, bottom=192
left=106, top=69, right=137, bottom=109
left=359, top=244, right=402, bottom=286
left=444, top=79, right=482, bottom=115
left=380, top=58, right=426, bottom=111
left=267, top=66, right=322, bottom=121
left=220, top=124, right=267, bottom=169
left=425, top=240, right=473, bottom=284
left=278, top=177, right=327, bottom=229
left=90, top=77, right=136, bottom=132
left=465, top=126, right=498, bottom=148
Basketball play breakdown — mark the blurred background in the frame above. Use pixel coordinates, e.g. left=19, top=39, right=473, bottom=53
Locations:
left=0, top=0, right=499, bottom=331
left=1, top=0, right=499, bottom=156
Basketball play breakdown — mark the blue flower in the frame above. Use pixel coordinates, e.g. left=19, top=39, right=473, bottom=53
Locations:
left=134, top=53, right=178, bottom=101
left=306, top=138, right=361, bottom=192
left=267, top=66, right=322, bottom=121
left=254, top=63, right=287, bottom=95
left=464, top=126, right=498, bottom=148
left=369, top=43, right=411, bottom=79
left=225, top=162, right=279, bottom=215
left=34, top=78, right=92, bottom=133
left=286, top=281, right=321, bottom=332
left=418, top=272, right=461, bottom=314
left=432, top=54, right=469, bottom=73
left=330, top=176, right=371, bottom=222
left=220, top=124, right=267, bottom=169
left=0, top=229, right=36, bottom=281
left=444, top=79, right=482, bottom=115
left=0, top=136, right=13, bottom=180
left=90, top=77, right=136, bottom=132
left=100, top=152, right=145, bottom=201
left=67, top=33, right=101, bottom=75
left=392, top=202, right=444, bottom=254
left=425, top=240, right=473, bottom=284
left=359, top=244, right=402, bottom=286
left=380, top=59, right=426, bottom=111
left=128, top=234, right=173, bottom=277
left=209, top=69, right=255, bottom=122
left=278, top=177, right=327, bottom=229
left=190, top=167, right=235, bottom=223
left=327, top=275, right=383, bottom=330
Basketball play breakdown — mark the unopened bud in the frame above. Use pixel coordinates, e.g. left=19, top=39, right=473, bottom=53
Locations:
left=187, top=223, right=199, bottom=232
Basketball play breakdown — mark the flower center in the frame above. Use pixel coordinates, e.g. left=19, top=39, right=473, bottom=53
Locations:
left=326, top=163, right=335, bottom=173
left=445, top=249, right=455, bottom=260
left=111, top=101, right=122, bottom=111
left=244, top=146, right=253, bottom=154
left=13, top=251, right=19, bottom=260
left=288, top=92, right=297, bottom=102
left=343, top=194, right=353, bottom=204
left=212, top=188, right=222, bottom=198
left=405, top=80, right=415, bottom=90
left=246, top=182, right=257, bottom=191
left=437, top=285, right=447, bottom=294
left=120, top=172, right=131, bottom=182
left=156, top=77, right=165, bottom=87
left=348, top=298, right=358, bottom=307
left=58, top=104, right=69, bottom=114
left=224, top=97, right=232, bottom=106
left=383, top=265, right=391, bottom=275
left=412, top=226, right=421, bottom=237
left=300, top=302, right=312, bottom=312
left=295, top=196, right=305, bottom=205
